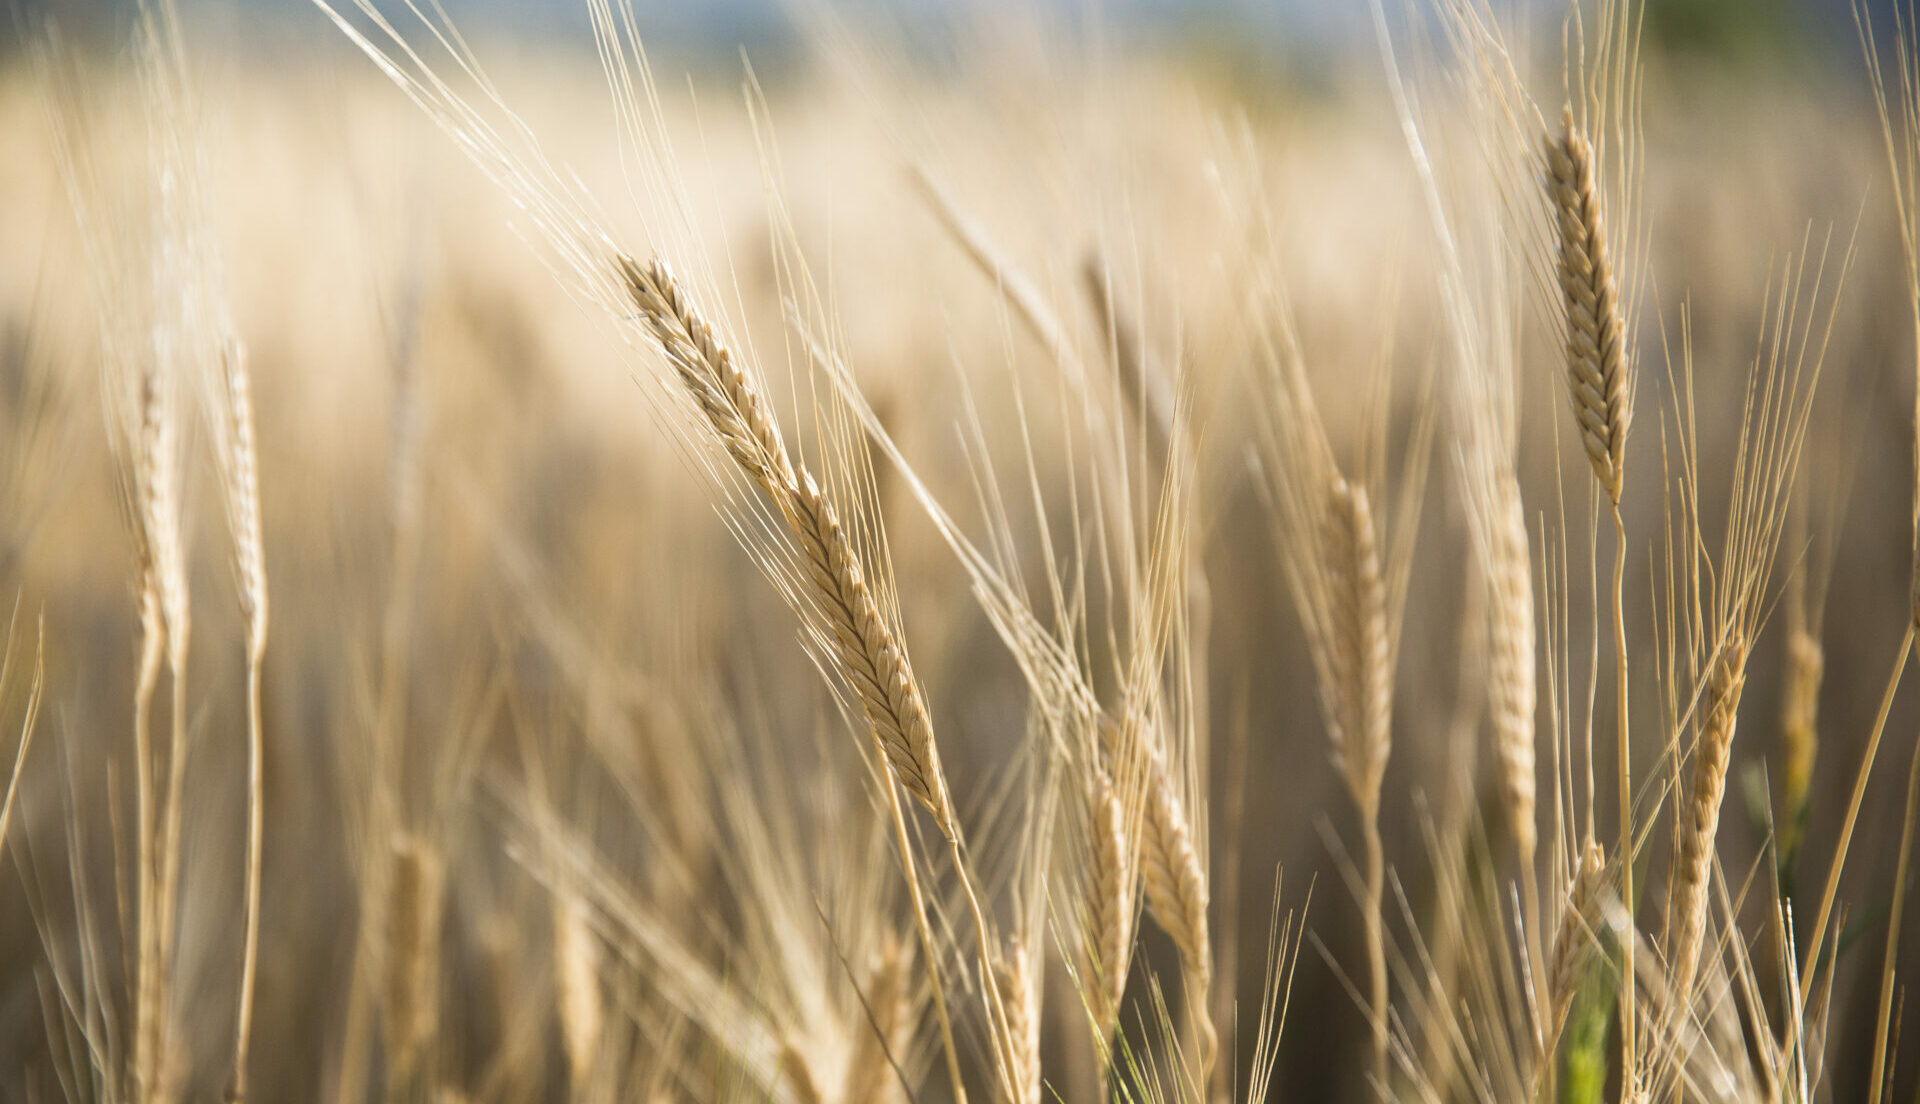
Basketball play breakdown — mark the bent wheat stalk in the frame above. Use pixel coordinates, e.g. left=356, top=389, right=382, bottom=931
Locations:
left=620, top=254, right=956, bottom=837
left=620, top=252, right=1007, bottom=1104
left=1545, top=105, right=1637, bottom=1075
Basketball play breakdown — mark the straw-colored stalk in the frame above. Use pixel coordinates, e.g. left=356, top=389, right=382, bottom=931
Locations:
left=217, top=338, right=271, bottom=1103
left=619, top=254, right=955, bottom=839
left=1545, top=105, right=1636, bottom=1071
left=553, top=893, right=604, bottom=1087
left=382, top=832, right=446, bottom=1081
left=1669, top=631, right=1747, bottom=1004
left=618, top=252, right=983, bottom=1104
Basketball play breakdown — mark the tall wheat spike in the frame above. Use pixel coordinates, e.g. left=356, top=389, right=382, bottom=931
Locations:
left=1545, top=102, right=1638, bottom=1079
left=618, top=253, right=955, bottom=838
left=1544, top=108, right=1631, bottom=507
left=1084, top=763, right=1134, bottom=1044
left=1668, top=632, right=1747, bottom=1002
left=618, top=251, right=984, bottom=1104
left=1321, top=477, right=1391, bottom=818
left=1488, top=478, right=1537, bottom=864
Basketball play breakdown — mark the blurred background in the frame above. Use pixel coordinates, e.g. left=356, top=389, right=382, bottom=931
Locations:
left=0, top=0, right=1917, bottom=1101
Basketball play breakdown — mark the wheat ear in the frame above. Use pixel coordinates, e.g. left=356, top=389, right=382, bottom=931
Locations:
left=1488, top=477, right=1537, bottom=864
left=1322, top=477, right=1391, bottom=816
left=1545, top=104, right=1637, bottom=1074
left=133, top=354, right=191, bottom=1104
left=619, top=252, right=977, bottom=1104
left=1777, top=625, right=1821, bottom=872
left=619, top=254, right=956, bottom=838
left=217, top=338, right=270, bottom=1104
left=1544, top=108, right=1630, bottom=507
left=1668, top=631, right=1747, bottom=1003
left=1538, top=838, right=1608, bottom=1086
left=842, top=935, right=909, bottom=1104
left=1139, top=752, right=1215, bottom=1075
left=992, top=942, right=1041, bottom=1104
left=1085, top=764, right=1133, bottom=1044
left=1321, top=475, right=1391, bottom=1083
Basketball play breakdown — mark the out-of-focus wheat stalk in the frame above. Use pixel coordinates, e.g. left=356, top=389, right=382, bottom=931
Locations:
left=0, top=616, right=45, bottom=859
left=382, top=831, right=446, bottom=1088
left=1256, top=299, right=1428, bottom=1088
left=208, top=334, right=270, bottom=1102
left=553, top=892, right=604, bottom=1088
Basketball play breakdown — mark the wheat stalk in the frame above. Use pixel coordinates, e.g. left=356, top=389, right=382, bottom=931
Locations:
left=382, top=832, right=446, bottom=1083
left=1545, top=103, right=1638, bottom=1078
left=618, top=251, right=991, bottom=1104
left=211, top=337, right=271, bottom=1104
left=619, top=254, right=956, bottom=839
left=553, top=893, right=604, bottom=1088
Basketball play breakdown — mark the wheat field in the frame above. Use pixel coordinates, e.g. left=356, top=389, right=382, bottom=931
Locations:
left=0, top=1, right=1918, bottom=1101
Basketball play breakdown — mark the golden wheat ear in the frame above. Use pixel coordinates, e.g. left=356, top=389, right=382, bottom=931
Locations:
left=618, top=253, right=956, bottom=838
left=1544, top=109, right=1632, bottom=508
